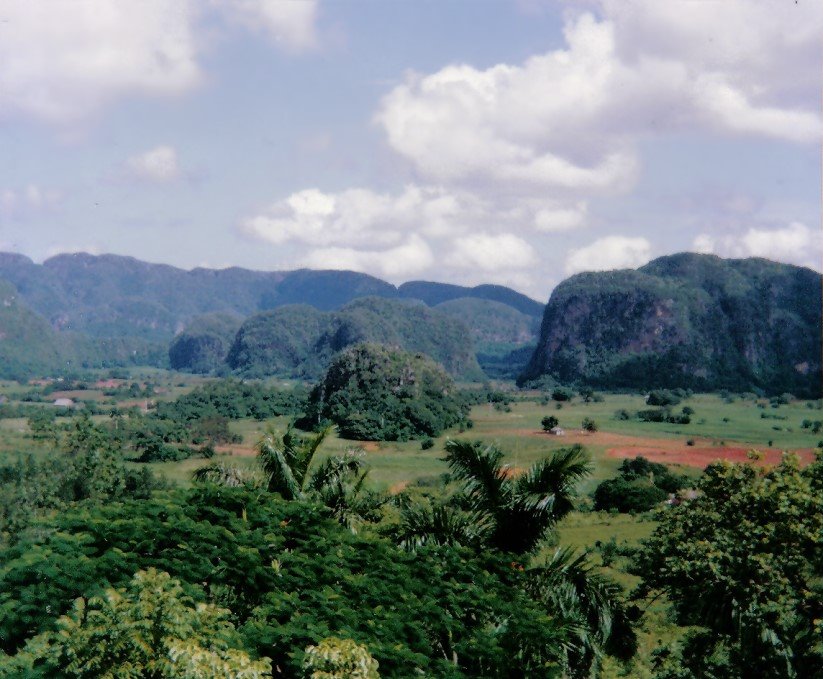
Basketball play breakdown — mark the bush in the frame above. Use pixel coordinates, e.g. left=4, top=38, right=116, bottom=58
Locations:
left=582, top=417, right=598, bottom=432
left=594, top=478, right=668, bottom=513
left=420, top=437, right=434, bottom=450
left=646, top=390, right=681, bottom=407
left=551, top=387, right=574, bottom=402
left=541, top=415, right=559, bottom=431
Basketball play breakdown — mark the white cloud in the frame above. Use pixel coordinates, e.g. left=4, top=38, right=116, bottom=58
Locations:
left=534, top=202, right=587, bottom=232
left=376, top=2, right=820, bottom=202
left=0, top=1, right=201, bottom=124
left=300, top=235, right=434, bottom=279
left=240, top=185, right=514, bottom=248
left=0, top=0, right=323, bottom=125
left=127, top=146, right=181, bottom=183
left=694, top=222, right=822, bottom=270
left=217, top=0, right=318, bottom=52
left=449, top=233, right=537, bottom=272
left=692, top=234, right=715, bottom=255
left=0, top=184, right=61, bottom=219
left=565, top=236, right=652, bottom=275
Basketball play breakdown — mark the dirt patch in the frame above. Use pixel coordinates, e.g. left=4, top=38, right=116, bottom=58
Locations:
left=500, top=465, right=526, bottom=478
left=606, top=445, right=816, bottom=469
left=481, top=428, right=815, bottom=469
left=388, top=481, right=409, bottom=494
left=361, top=442, right=380, bottom=452
left=216, top=444, right=257, bottom=457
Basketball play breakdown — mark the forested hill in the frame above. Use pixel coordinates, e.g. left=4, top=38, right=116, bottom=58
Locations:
left=0, top=252, right=540, bottom=341
left=520, top=253, right=822, bottom=397
left=223, top=297, right=485, bottom=381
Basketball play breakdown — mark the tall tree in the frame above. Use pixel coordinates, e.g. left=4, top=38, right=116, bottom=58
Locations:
left=636, top=454, right=823, bottom=678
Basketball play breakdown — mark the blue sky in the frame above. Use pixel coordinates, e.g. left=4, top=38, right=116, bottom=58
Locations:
left=0, top=0, right=819, bottom=300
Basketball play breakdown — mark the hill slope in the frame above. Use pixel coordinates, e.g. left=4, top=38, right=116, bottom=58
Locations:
left=520, top=253, right=822, bottom=396
left=227, top=297, right=484, bottom=380
left=0, top=252, right=538, bottom=343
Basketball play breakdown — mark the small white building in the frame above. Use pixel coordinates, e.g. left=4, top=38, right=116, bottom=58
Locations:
left=549, top=426, right=565, bottom=436
left=53, top=398, right=74, bottom=408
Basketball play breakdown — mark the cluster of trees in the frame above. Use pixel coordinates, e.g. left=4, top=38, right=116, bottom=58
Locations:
left=594, top=457, right=688, bottom=513
left=0, top=433, right=638, bottom=678
left=635, top=453, right=823, bottom=677
left=615, top=407, right=693, bottom=425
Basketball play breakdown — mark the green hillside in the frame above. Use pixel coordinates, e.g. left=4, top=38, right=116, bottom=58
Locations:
left=227, top=297, right=484, bottom=380
left=520, top=253, right=822, bottom=396
left=304, top=342, right=468, bottom=440
left=168, top=313, right=243, bottom=373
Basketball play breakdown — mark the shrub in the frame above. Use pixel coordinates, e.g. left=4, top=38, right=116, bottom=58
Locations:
left=646, top=390, right=681, bottom=407
left=582, top=417, right=598, bottom=432
left=593, top=477, right=667, bottom=513
left=551, top=387, right=574, bottom=402
left=420, top=437, right=434, bottom=450
left=541, top=415, right=559, bottom=431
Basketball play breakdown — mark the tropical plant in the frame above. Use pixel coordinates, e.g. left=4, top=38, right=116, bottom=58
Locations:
left=303, top=637, right=380, bottom=679
left=441, top=439, right=591, bottom=554
left=0, top=568, right=271, bottom=678
left=258, top=425, right=330, bottom=499
left=193, top=425, right=383, bottom=533
left=527, top=547, right=637, bottom=677
left=191, top=461, right=260, bottom=488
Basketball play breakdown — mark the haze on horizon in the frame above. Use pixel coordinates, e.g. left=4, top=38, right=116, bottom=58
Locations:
left=0, top=0, right=820, bottom=300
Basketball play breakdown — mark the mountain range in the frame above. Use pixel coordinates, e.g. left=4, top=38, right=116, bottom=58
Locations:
left=0, top=251, right=819, bottom=395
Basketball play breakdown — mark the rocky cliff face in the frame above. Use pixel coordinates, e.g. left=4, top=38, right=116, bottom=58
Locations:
left=519, top=253, right=822, bottom=397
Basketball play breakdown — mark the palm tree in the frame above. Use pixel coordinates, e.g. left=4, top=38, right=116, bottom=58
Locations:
left=395, top=440, right=632, bottom=676
left=257, top=424, right=330, bottom=500
left=193, top=424, right=383, bottom=532
left=442, top=439, right=591, bottom=554
left=527, top=547, right=637, bottom=677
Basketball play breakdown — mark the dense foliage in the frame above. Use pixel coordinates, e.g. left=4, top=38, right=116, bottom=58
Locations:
left=433, top=297, right=539, bottom=377
left=635, top=454, right=823, bottom=677
left=304, top=344, right=469, bottom=441
left=2, top=569, right=271, bottom=678
left=0, top=486, right=580, bottom=677
left=594, top=456, right=688, bottom=513
left=521, top=253, right=822, bottom=396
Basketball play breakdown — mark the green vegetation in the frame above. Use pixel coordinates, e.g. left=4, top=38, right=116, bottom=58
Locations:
left=2, top=568, right=271, bottom=678
left=168, top=312, right=242, bottom=373
left=521, top=253, right=822, bottom=397
left=304, top=344, right=469, bottom=441
left=1, top=367, right=821, bottom=677
left=635, top=454, right=823, bottom=676
left=594, top=457, right=688, bottom=513
left=434, top=297, right=539, bottom=378
left=0, top=252, right=539, bottom=381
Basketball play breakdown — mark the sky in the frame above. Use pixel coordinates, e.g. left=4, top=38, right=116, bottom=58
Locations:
left=0, top=0, right=819, bottom=301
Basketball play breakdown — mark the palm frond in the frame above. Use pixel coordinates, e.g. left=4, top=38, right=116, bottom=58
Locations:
left=527, top=546, right=637, bottom=675
left=257, top=427, right=303, bottom=499
left=396, top=500, right=490, bottom=551
left=515, top=445, right=591, bottom=523
left=287, top=425, right=330, bottom=485
left=307, top=448, right=363, bottom=493
left=443, top=439, right=510, bottom=514
left=190, top=462, right=256, bottom=488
